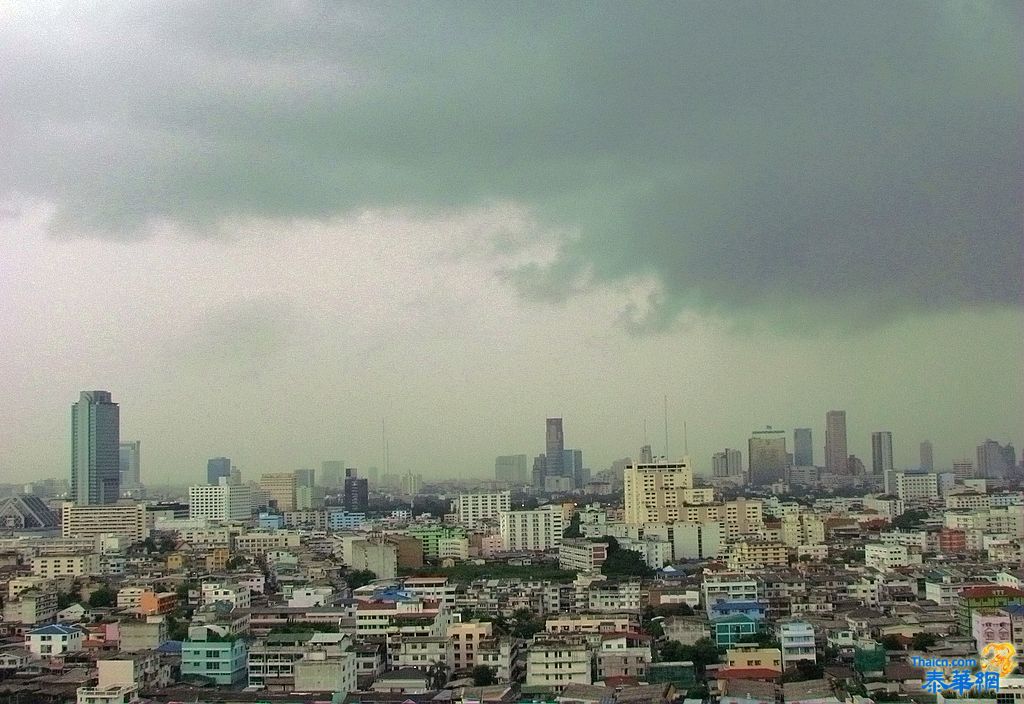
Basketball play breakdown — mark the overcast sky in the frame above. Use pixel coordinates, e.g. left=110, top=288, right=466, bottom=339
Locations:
left=1, top=1, right=1020, bottom=484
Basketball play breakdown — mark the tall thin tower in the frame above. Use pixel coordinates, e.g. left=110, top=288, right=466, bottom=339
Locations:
left=546, top=418, right=565, bottom=478
left=71, top=390, right=120, bottom=505
left=824, top=410, right=848, bottom=474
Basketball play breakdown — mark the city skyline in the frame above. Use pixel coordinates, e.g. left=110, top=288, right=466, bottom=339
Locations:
left=0, top=3, right=1020, bottom=484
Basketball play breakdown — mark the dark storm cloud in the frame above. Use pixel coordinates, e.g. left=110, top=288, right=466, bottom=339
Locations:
left=2, top=1, right=1019, bottom=325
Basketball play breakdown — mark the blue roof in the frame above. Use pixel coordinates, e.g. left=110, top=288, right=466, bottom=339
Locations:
left=157, top=640, right=183, bottom=653
left=1000, top=605, right=1024, bottom=616
left=712, top=600, right=765, bottom=611
left=28, top=624, right=82, bottom=636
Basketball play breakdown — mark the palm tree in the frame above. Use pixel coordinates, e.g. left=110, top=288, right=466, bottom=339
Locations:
left=428, top=660, right=450, bottom=690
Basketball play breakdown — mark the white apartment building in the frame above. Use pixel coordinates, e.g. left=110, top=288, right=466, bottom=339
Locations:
left=233, top=530, right=301, bottom=554
left=946, top=492, right=992, bottom=511
left=778, top=620, right=817, bottom=670
left=395, top=636, right=452, bottom=670
left=558, top=539, right=608, bottom=572
left=525, top=638, right=592, bottom=692
left=889, top=472, right=939, bottom=502
left=201, top=583, right=252, bottom=610
left=499, top=505, right=564, bottom=551
left=454, top=491, right=511, bottom=529
left=865, top=543, right=915, bottom=570
left=448, top=621, right=493, bottom=672
left=189, top=483, right=253, bottom=522
left=61, top=502, right=148, bottom=542
left=624, top=459, right=707, bottom=524
left=702, top=574, right=758, bottom=615
left=31, top=553, right=101, bottom=579
left=350, top=540, right=398, bottom=580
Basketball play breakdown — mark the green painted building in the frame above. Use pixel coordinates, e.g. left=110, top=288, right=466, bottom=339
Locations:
left=711, top=614, right=762, bottom=648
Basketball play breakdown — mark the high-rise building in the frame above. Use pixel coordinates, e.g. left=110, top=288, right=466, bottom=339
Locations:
left=545, top=418, right=565, bottom=480
left=259, top=473, right=297, bottom=512
left=532, top=455, right=546, bottom=489
left=119, top=441, right=141, bottom=493
left=71, top=390, right=120, bottom=505
left=228, top=466, right=242, bottom=485
left=189, top=482, right=252, bottom=522
left=824, top=411, right=848, bottom=474
left=920, top=441, right=934, bottom=472
left=712, top=449, right=744, bottom=479
left=871, top=432, right=894, bottom=475
left=321, top=461, right=345, bottom=488
left=564, top=449, right=586, bottom=488
left=793, top=429, right=813, bottom=467
left=344, top=468, right=369, bottom=513
left=640, top=445, right=654, bottom=463
left=454, top=491, right=511, bottom=528
left=977, top=440, right=1017, bottom=480
left=748, top=428, right=788, bottom=486
left=495, top=455, right=529, bottom=484
left=400, top=471, right=422, bottom=497
left=207, top=458, right=231, bottom=486
left=624, top=458, right=713, bottom=524
left=953, top=459, right=975, bottom=481
left=294, top=468, right=315, bottom=488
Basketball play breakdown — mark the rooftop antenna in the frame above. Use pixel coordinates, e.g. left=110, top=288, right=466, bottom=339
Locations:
left=663, top=395, right=669, bottom=460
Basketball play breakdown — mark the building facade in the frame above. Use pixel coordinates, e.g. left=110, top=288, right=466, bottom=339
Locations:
left=71, top=390, right=120, bottom=505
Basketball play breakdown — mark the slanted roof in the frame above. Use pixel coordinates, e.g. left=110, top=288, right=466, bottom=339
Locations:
left=27, top=624, right=82, bottom=636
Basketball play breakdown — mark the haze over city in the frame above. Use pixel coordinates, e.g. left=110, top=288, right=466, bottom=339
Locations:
left=0, top=2, right=1020, bottom=483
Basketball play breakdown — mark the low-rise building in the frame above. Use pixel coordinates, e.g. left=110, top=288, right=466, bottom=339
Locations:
left=26, top=623, right=84, bottom=657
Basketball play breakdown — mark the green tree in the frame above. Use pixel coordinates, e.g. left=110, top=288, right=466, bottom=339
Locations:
left=659, top=638, right=722, bottom=675
left=880, top=635, right=903, bottom=651
left=471, top=665, right=496, bottom=686
left=911, top=632, right=938, bottom=651
left=88, top=585, right=117, bottom=608
left=346, top=569, right=377, bottom=590
left=428, top=660, right=450, bottom=689
left=892, top=509, right=929, bottom=530
left=226, top=555, right=250, bottom=570
left=564, top=513, right=582, bottom=538
left=509, top=608, right=544, bottom=639
left=600, top=536, right=655, bottom=578
left=57, top=586, right=80, bottom=610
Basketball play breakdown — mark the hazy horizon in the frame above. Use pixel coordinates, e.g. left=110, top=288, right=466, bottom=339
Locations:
left=1, top=2, right=1020, bottom=485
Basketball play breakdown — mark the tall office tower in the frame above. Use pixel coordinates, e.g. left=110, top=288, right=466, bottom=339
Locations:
left=712, top=449, right=743, bottom=478
left=748, top=428, right=788, bottom=486
left=977, top=440, right=1017, bottom=480
left=321, top=461, right=344, bottom=488
left=294, top=468, right=315, bottom=488
left=532, top=455, right=546, bottom=489
left=953, top=459, right=975, bottom=481
left=207, top=457, right=231, bottom=486
left=495, top=455, right=529, bottom=484
left=564, top=449, right=585, bottom=488
left=640, top=445, right=654, bottom=463
left=259, top=472, right=297, bottom=512
left=793, top=429, right=813, bottom=467
left=545, top=418, right=565, bottom=479
left=624, top=458, right=708, bottom=524
left=228, top=465, right=242, bottom=485
left=364, top=466, right=380, bottom=485
left=71, top=390, right=120, bottom=505
left=119, top=441, right=141, bottom=492
left=400, top=471, right=422, bottom=497
left=343, top=468, right=369, bottom=513
left=871, top=432, right=894, bottom=475
left=824, top=411, right=848, bottom=474
left=920, top=441, right=934, bottom=472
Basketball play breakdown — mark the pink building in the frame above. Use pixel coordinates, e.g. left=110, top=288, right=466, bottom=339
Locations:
left=972, top=609, right=1012, bottom=652
left=479, top=534, right=504, bottom=558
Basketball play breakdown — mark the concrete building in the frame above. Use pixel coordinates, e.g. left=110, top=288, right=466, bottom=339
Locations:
left=181, top=628, right=248, bottom=686
left=448, top=621, right=493, bottom=672
left=979, top=440, right=1017, bottom=480
left=525, top=637, right=592, bottom=692
left=207, top=457, right=231, bottom=486
left=953, top=459, right=975, bottom=481
left=713, top=449, right=744, bottom=481
left=350, top=540, right=398, bottom=579
left=118, top=441, right=141, bottom=493
left=624, top=458, right=711, bottom=524
left=499, top=505, right=564, bottom=551
left=71, top=390, right=120, bottom=505
left=920, top=441, right=934, bottom=471
left=559, top=539, right=608, bottom=572
left=26, top=623, right=84, bottom=657
left=793, top=429, right=813, bottom=467
left=61, top=501, right=148, bottom=541
left=454, top=491, right=511, bottom=529
left=344, top=468, right=369, bottom=513
left=31, top=552, right=101, bottom=579
left=889, top=471, right=939, bottom=502
left=545, top=418, right=566, bottom=483
left=259, top=473, right=297, bottom=512
left=825, top=411, right=848, bottom=475
left=189, top=481, right=252, bottom=522
left=495, top=455, right=529, bottom=484
left=749, top=429, right=788, bottom=486
left=871, top=432, right=894, bottom=476
left=321, top=460, right=345, bottom=488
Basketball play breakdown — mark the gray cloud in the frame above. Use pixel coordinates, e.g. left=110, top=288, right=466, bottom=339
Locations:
left=2, top=1, right=1019, bottom=326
